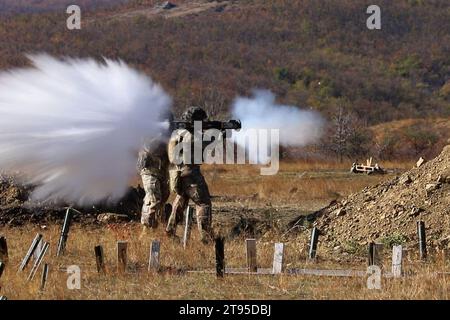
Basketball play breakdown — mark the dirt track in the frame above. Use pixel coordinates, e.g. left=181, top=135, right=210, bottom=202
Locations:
left=0, top=171, right=322, bottom=240
left=87, top=1, right=232, bottom=24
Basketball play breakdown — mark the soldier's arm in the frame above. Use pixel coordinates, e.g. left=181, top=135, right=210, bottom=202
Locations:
left=167, top=136, right=178, bottom=164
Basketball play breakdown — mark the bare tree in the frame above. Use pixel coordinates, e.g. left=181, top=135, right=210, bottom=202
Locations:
left=325, top=104, right=372, bottom=162
left=329, top=105, right=352, bottom=162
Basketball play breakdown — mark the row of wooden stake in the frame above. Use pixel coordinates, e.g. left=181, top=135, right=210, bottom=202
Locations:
left=0, top=213, right=432, bottom=301
left=309, top=220, right=429, bottom=263
left=93, top=240, right=162, bottom=274
left=215, top=220, right=429, bottom=277
left=0, top=208, right=74, bottom=296
left=0, top=222, right=429, bottom=276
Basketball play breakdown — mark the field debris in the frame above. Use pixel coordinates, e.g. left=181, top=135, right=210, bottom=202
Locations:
left=160, top=1, right=177, bottom=10
left=350, top=157, right=386, bottom=175
left=97, top=213, right=131, bottom=223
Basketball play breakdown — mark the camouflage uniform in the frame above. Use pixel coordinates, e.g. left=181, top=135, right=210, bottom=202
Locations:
left=166, top=108, right=214, bottom=243
left=138, top=139, right=170, bottom=228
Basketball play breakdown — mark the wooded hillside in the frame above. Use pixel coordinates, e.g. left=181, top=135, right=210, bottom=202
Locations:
left=0, top=0, right=448, bottom=159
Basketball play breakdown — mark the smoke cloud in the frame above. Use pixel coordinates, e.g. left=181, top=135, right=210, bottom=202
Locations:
left=0, top=54, right=171, bottom=206
left=231, top=90, right=324, bottom=163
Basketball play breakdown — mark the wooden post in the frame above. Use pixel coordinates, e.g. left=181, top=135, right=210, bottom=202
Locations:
left=0, top=236, right=8, bottom=263
left=183, top=206, right=193, bottom=249
left=308, top=227, right=319, bottom=260
left=57, top=208, right=74, bottom=257
left=368, top=242, right=375, bottom=266
left=27, top=242, right=49, bottom=281
left=246, top=239, right=257, bottom=272
left=148, top=240, right=160, bottom=272
left=40, top=263, right=49, bottom=291
left=94, top=245, right=106, bottom=273
left=392, top=245, right=403, bottom=278
left=272, top=243, right=284, bottom=274
left=368, top=242, right=383, bottom=266
left=117, top=241, right=127, bottom=273
left=18, top=233, right=43, bottom=272
left=417, top=221, right=427, bottom=260
left=33, top=238, right=43, bottom=262
left=0, top=261, right=5, bottom=279
left=215, top=237, right=225, bottom=278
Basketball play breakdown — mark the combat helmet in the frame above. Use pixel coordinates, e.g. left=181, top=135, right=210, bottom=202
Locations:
left=181, top=106, right=208, bottom=122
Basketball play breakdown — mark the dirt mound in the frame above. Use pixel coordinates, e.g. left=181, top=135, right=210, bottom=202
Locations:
left=0, top=175, right=61, bottom=225
left=300, top=145, right=450, bottom=252
left=0, top=175, right=144, bottom=226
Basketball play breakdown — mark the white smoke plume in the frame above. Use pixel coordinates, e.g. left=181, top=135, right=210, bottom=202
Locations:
left=231, top=90, right=324, bottom=163
left=0, top=54, right=172, bottom=206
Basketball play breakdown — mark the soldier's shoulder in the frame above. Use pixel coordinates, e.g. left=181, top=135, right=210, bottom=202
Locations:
left=170, top=129, right=191, bottom=140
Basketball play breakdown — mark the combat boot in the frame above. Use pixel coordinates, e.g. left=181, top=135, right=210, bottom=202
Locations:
left=165, top=225, right=176, bottom=238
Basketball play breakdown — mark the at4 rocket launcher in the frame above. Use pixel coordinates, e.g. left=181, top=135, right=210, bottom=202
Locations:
left=171, top=120, right=241, bottom=132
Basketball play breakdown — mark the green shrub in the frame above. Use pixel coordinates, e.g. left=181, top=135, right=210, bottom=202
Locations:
left=342, top=240, right=365, bottom=255
left=380, top=233, right=407, bottom=248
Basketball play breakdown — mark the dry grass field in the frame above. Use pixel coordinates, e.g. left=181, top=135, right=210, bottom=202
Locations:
left=203, top=160, right=414, bottom=206
left=2, top=159, right=448, bottom=300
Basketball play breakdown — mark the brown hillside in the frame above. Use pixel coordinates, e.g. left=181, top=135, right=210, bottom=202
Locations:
left=369, top=117, right=450, bottom=159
